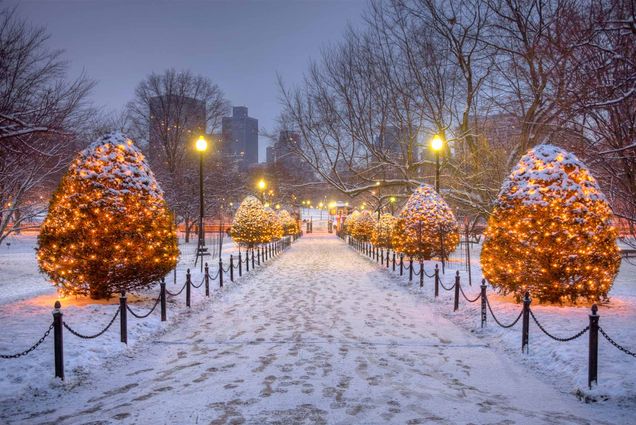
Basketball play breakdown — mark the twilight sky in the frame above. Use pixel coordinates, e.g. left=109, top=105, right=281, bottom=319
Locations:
left=10, top=0, right=366, bottom=160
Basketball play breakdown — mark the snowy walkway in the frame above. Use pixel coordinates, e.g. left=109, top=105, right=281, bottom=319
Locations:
left=1, top=234, right=625, bottom=424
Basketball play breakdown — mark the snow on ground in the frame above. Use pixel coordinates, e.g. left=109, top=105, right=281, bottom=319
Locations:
left=0, top=233, right=633, bottom=424
left=355, top=240, right=636, bottom=408
left=0, top=231, right=250, bottom=401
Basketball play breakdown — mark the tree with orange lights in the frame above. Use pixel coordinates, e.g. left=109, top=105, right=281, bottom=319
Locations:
left=392, top=184, right=459, bottom=259
left=372, top=213, right=397, bottom=248
left=230, top=195, right=269, bottom=247
left=351, top=210, right=376, bottom=241
left=481, top=145, right=620, bottom=303
left=37, top=133, right=179, bottom=299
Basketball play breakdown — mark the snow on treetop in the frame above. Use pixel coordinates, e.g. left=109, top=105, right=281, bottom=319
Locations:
left=400, top=184, right=457, bottom=230
left=498, top=144, right=605, bottom=208
left=71, top=132, right=163, bottom=199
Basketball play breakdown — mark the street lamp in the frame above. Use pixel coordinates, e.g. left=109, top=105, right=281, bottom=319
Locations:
left=257, top=179, right=266, bottom=202
left=195, top=135, right=208, bottom=247
left=431, top=134, right=444, bottom=193
left=389, top=196, right=397, bottom=215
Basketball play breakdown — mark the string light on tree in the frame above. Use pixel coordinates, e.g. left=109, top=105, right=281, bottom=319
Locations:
left=351, top=210, right=376, bottom=241
left=344, top=210, right=361, bottom=235
left=278, top=209, right=299, bottom=236
left=392, top=184, right=459, bottom=260
left=372, top=213, right=397, bottom=248
left=230, top=195, right=269, bottom=248
left=37, top=132, right=179, bottom=299
left=481, top=144, right=620, bottom=303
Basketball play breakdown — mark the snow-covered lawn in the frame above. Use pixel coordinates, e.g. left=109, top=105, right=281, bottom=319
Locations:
left=351, top=239, right=636, bottom=407
left=0, top=231, right=254, bottom=401
left=1, top=234, right=631, bottom=424
left=0, top=234, right=636, bottom=424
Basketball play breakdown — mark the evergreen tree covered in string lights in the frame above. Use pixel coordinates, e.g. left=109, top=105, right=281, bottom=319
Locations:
left=343, top=210, right=360, bottom=235
left=37, top=132, right=178, bottom=299
left=392, top=184, right=459, bottom=260
left=230, top=196, right=269, bottom=248
left=278, top=209, right=299, bottom=236
left=351, top=210, right=376, bottom=241
left=481, top=145, right=620, bottom=303
left=372, top=213, right=397, bottom=248
left=263, top=207, right=284, bottom=242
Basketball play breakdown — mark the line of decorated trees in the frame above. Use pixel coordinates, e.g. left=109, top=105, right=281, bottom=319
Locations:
left=228, top=196, right=300, bottom=248
left=342, top=144, right=621, bottom=305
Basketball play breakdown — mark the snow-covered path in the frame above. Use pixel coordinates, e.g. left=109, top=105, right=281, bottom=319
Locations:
left=1, top=234, right=624, bottom=424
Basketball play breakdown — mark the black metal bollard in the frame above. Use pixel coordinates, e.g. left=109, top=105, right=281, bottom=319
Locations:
left=453, top=271, right=460, bottom=311
left=53, top=301, right=64, bottom=380
left=230, top=255, right=234, bottom=282
left=522, top=291, right=531, bottom=353
left=379, top=248, right=382, bottom=263
left=420, top=259, right=424, bottom=288
left=386, top=250, right=390, bottom=268
left=238, top=251, right=243, bottom=276
left=204, top=263, right=210, bottom=297
left=120, top=291, right=127, bottom=344
left=160, top=278, right=167, bottom=322
left=409, top=258, right=413, bottom=282
left=246, top=250, right=250, bottom=272
left=588, top=304, right=599, bottom=389
left=434, top=264, right=439, bottom=297
left=480, top=279, right=487, bottom=327
left=251, top=248, right=255, bottom=269
left=392, top=252, right=396, bottom=271
left=186, top=269, right=192, bottom=308
left=258, top=247, right=261, bottom=266
left=219, top=258, right=224, bottom=288
left=400, top=254, right=404, bottom=276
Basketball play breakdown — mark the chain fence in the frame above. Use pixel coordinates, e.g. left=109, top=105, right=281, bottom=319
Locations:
left=0, top=324, right=54, bottom=359
left=126, top=295, right=161, bottom=319
left=529, top=310, right=590, bottom=342
left=599, top=327, right=636, bottom=358
left=63, top=308, right=120, bottom=339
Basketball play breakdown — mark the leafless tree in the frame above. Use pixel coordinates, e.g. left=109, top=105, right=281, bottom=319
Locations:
left=127, top=69, right=230, bottom=241
left=565, top=0, right=636, bottom=246
left=0, top=7, right=94, bottom=244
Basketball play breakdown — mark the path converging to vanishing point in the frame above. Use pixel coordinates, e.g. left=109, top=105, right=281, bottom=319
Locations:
left=5, top=234, right=616, bottom=424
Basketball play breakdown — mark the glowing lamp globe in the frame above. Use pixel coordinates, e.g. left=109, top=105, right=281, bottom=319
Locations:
left=195, top=136, right=208, bottom=152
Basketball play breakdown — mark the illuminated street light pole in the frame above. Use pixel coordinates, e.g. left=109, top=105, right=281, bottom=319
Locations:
left=195, top=135, right=208, bottom=247
left=431, top=134, right=444, bottom=193
left=258, top=179, right=266, bottom=203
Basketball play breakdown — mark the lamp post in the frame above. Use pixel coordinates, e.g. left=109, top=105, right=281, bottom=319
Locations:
left=389, top=196, right=397, bottom=215
left=258, top=179, right=266, bottom=203
left=196, top=135, right=208, bottom=247
left=431, top=134, right=444, bottom=193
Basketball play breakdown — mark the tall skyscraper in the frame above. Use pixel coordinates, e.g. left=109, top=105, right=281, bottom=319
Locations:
left=221, top=106, right=258, bottom=168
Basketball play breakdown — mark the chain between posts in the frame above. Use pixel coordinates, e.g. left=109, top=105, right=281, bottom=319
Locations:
left=485, top=297, right=523, bottom=329
left=165, top=281, right=187, bottom=297
left=63, top=308, right=120, bottom=339
left=528, top=309, right=590, bottom=342
left=597, top=328, right=636, bottom=357
left=459, top=284, right=482, bottom=303
left=190, top=275, right=206, bottom=289
left=0, top=323, right=54, bottom=359
left=126, top=295, right=161, bottom=319
left=438, top=278, right=456, bottom=291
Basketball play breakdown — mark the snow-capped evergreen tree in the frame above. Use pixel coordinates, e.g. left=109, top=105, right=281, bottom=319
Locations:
left=263, top=207, right=284, bottom=242
left=278, top=209, right=299, bottom=236
left=230, top=196, right=269, bottom=248
left=343, top=210, right=360, bottom=235
left=372, top=213, right=397, bottom=248
left=481, top=144, right=620, bottom=303
left=392, top=184, right=459, bottom=260
left=351, top=210, right=376, bottom=241
left=37, top=132, right=178, bottom=299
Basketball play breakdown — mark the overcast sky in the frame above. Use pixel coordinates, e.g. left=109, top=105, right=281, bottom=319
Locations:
left=10, top=0, right=366, bottom=160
